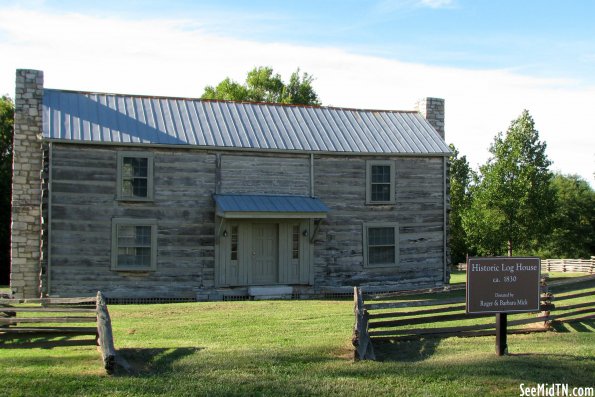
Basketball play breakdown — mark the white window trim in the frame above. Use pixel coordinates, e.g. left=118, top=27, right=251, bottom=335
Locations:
left=117, top=152, right=154, bottom=201
left=363, top=222, right=399, bottom=268
left=366, top=160, right=396, bottom=204
left=111, top=218, right=158, bottom=272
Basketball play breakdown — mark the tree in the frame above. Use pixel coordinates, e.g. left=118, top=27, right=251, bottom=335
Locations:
left=201, top=66, right=321, bottom=105
left=448, top=144, right=474, bottom=264
left=0, top=95, right=14, bottom=285
left=538, top=173, right=595, bottom=258
left=463, top=110, right=555, bottom=256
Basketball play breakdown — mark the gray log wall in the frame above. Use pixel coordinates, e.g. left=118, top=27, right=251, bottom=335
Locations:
left=49, top=145, right=216, bottom=298
left=46, top=143, right=446, bottom=298
left=220, top=153, right=310, bottom=195
left=313, top=155, right=446, bottom=291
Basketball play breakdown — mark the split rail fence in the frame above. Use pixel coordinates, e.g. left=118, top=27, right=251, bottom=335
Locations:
left=352, top=275, right=595, bottom=360
left=0, top=291, right=116, bottom=374
left=541, top=258, right=595, bottom=273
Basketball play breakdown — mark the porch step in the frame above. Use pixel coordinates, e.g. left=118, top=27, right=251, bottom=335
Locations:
left=248, top=286, right=293, bottom=300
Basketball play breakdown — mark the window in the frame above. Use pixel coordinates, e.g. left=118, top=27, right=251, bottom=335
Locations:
left=292, top=225, right=300, bottom=260
left=230, top=225, right=239, bottom=261
left=117, top=152, right=154, bottom=201
left=363, top=223, right=399, bottom=267
left=111, top=219, right=157, bottom=271
left=366, top=160, right=395, bottom=204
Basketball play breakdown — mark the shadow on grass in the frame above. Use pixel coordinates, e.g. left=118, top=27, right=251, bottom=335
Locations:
left=337, top=348, right=595, bottom=390
left=550, top=319, right=594, bottom=333
left=373, top=337, right=442, bottom=362
left=0, top=335, right=97, bottom=349
left=115, top=347, right=204, bottom=376
left=373, top=320, right=594, bottom=363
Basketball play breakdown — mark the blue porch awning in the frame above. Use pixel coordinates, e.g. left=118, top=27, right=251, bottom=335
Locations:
left=213, top=194, right=329, bottom=219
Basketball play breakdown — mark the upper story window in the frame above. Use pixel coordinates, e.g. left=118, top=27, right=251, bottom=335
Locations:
left=366, top=160, right=395, bottom=204
left=117, top=152, right=154, bottom=201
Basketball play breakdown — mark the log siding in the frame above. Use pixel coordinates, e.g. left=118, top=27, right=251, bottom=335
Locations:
left=45, top=143, right=447, bottom=298
left=48, top=144, right=216, bottom=298
left=314, top=155, right=446, bottom=290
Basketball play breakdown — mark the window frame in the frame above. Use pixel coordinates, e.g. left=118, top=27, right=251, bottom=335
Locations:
left=366, top=160, right=396, bottom=204
left=117, top=152, right=154, bottom=201
left=363, top=222, right=399, bottom=268
left=111, top=218, right=158, bottom=272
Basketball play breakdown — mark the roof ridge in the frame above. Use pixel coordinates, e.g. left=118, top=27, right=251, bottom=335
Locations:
left=43, top=87, right=419, bottom=114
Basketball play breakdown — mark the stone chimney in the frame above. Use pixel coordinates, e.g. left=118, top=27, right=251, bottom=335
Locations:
left=416, top=97, right=445, bottom=140
left=11, top=69, right=44, bottom=298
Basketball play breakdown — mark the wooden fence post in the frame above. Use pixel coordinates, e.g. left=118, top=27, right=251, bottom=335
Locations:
left=96, top=291, right=116, bottom=374
left=539, top=275, right=553, bottom=329
left=352, top=287, right=375, bottom=361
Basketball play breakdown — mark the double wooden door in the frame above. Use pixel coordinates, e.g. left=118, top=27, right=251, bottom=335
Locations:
left=217, top=220, right=310, bottom=287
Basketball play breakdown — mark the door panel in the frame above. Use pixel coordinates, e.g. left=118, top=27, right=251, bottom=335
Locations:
left=218, top=219, right=312, bottom=287
left=251, top=223, right=278, bottom=284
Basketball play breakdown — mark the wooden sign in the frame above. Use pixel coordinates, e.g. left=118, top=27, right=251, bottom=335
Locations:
left=466, top=257, right=541, bottom=314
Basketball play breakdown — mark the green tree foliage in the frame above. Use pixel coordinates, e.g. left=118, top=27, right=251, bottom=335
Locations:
left=448, top=144, right=474, bottom=264
left=0, top=95, right=14, bottom=285
left=463, top=110, right=555, bottom=256
left=538, top=174, right=595, bottom=258
left=202, top=66, right=321, bottom=105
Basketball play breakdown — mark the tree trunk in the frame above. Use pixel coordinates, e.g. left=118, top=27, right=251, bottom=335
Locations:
left=507, top=240, right=513, bottom=257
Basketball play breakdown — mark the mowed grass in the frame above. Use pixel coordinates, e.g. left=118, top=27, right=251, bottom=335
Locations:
left=448, top=270, right=591, bottom=285
left=0, top=281, right=593, bottom=396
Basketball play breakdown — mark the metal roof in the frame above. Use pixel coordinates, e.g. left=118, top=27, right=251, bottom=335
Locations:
left=42, top=89, right=451, bottom=155
left=213, top=194, right=329, bottom=219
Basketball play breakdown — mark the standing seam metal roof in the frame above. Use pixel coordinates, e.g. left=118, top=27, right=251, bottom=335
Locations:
left=42, top=89, right=451, bottom=155
left=213, top=194, right=330, bottom=214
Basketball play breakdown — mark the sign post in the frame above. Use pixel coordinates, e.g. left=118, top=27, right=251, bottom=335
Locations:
left=466, top=257, right=541, bottom=356
left=495, top=313, right=507, bottom=356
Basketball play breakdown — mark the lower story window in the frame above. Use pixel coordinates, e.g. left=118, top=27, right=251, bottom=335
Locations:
left=364, top=222, right=399, bottom=267
left=111, top=219, right=157, bottom=271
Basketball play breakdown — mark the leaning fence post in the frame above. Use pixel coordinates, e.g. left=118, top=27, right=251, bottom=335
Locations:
left=352, top=287, right=375, bottom=361
left=96, top=291, right=116, bottom=374
left=539, top=275, right=553, bottom=329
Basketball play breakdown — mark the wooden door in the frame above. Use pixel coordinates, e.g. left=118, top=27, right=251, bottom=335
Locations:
left=251, top=223, right=278, bottom=284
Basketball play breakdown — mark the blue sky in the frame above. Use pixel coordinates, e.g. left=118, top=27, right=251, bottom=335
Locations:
left=18, top=0, right=595, bottom=83
left=1, top=0, right=594, bottom=184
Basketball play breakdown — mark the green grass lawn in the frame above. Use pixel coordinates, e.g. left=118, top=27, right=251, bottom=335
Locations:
left=0, top=280, right=593, bottom=396
left=448, top=270, right=591, bottom=285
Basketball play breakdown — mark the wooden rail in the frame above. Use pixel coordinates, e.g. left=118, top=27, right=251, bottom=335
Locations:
left=352, top=275, right=594, bottom=360
left=0, top=291, right=116, bottom=374
left=541, top=258, right=595, bottom=274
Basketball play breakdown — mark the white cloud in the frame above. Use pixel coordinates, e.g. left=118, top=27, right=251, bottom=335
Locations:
left=0, top=6, right=593, bottom=185
left=374, top=0, right=455, bottom=13
left=419, top=0, right=455, bottom=9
